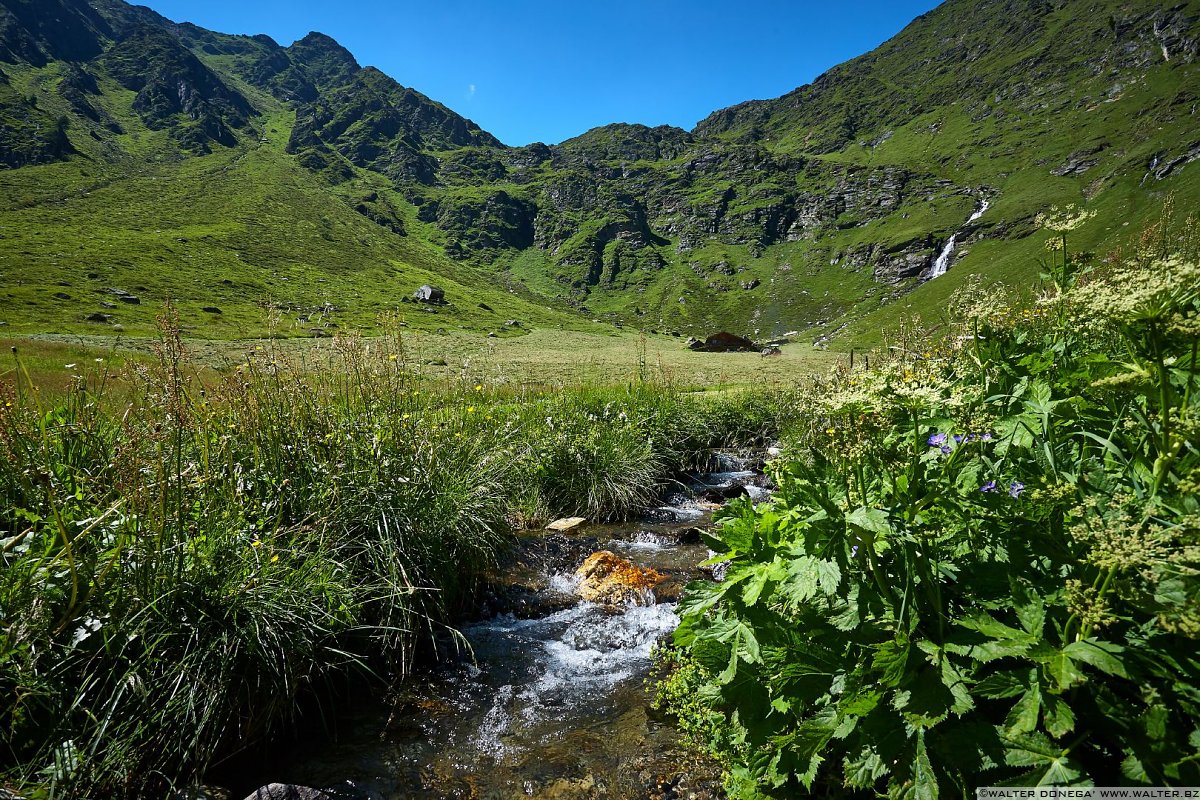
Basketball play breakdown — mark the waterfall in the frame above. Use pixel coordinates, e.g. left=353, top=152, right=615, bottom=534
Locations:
left=927, top=197, right=990, bottom=280
left=1141, top=153, right=1161, bottom=185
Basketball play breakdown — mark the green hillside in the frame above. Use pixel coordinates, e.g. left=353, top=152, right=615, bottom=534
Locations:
left=0, top=0, right=1197, bottom=344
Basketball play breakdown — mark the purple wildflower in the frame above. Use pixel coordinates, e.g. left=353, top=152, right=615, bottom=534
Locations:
left=940, top=445, right=953, bottom=455
left=1009, top=481, right=1025, bottom=499
left=980, top=480, right=998, bottom=493
left=953, top=434, right=965, bottom=444
left=927, top=433, right=947, bottom=447
left=981, top=433, right=994, bottom=441
left=850, top=545, right=859, bottom=558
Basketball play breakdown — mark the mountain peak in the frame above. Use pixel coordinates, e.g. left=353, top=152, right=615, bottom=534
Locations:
left=287, top=30, right=359, bottom=89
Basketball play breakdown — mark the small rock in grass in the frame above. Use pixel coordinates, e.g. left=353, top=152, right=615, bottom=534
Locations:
left=413, top=284, right=445, bottom=304
left=201, top=306, right=222, bottom=314
left=119, top=295, right=140, bottom=304
left=85, top=312, right=113, bottom=323
left=545, top=516, right=587, bottom=532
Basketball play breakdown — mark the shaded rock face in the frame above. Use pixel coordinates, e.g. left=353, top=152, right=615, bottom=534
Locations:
left=574, top=551, right=666, bottom=607
left=101, top=26, right=255, bottom=152
left=285, top=65, right=500, bottom=187
left=0, top=88, right=74, bottom=167
left=0, top=0, right=111, bottom=66
left=433, top=190, right=536, bottom=256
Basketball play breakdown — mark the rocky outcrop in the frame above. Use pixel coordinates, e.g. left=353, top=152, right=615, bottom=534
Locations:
left=101, top=26, right=255, bottom=152
left=0, top=0, right=111, bottom=66
left=286, top=64, right=501, bottom=186
left=433, top=190, right=536, bottom=256
left=413, top=284, right=444, bottom=303
left=0, top=84, right=75, bottom=167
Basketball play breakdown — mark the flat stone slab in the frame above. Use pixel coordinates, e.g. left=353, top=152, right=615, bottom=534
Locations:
left=545, top=516, right=587, bottom=532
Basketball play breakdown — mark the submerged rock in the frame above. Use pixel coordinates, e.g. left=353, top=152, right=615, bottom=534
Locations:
left=574, top=551, right=666, bottom=606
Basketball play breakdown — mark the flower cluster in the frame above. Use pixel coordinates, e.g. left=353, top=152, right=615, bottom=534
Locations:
left=926, top=430, right=993, bottom=455
left=1036, top=203, right=1097, bottom=233
left=980, top=479, right=1025, bottom=498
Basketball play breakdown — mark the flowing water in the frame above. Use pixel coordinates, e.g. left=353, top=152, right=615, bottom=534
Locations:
left=926, top=196, right=990, bottom=280
left=270, top=452, right=769, bottom=800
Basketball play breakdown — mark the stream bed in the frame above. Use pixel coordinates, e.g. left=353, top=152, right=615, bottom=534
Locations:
left=272, top=452, right=768, bottom=800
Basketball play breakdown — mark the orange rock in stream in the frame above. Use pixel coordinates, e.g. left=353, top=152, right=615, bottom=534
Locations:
left=574, top=551, right=667, bottom=607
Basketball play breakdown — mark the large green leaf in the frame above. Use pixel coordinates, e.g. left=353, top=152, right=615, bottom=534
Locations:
left=952, top=615, right=1037, bottom=662
left=1043, top=694, right=1076, bottom=739
left=873, top=635, right=912, bottom=688
left=975, top=669, right=1031, bottom=699
left=941, top=657, right=976, bottom=715
left=1005, top=679, right=1041, bottom=736
left=1034, top=644, right=1086, bottom=692
left=784, top=710, right=840, bottom=789
left=1011, top=582, right=1046, bottom=636
left=895, top=669, right=955, bottom=727
left=1062, top=639, right=1128, bottom=679
left=844, top=747, right=888, bottom=789
left=741, top=558, right=787, bottom=607
left=781, top=555, right=842, bottom=606
left=892, top=730, right=940, bottom=800
left=1003, top=732, right=1086, bottom=786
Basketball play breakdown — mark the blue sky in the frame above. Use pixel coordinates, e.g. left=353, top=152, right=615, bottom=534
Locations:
left=140, top=0, right=943, bottom=146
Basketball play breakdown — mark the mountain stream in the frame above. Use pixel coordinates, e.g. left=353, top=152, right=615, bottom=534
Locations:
left=263, top=452, right=770, bottom=799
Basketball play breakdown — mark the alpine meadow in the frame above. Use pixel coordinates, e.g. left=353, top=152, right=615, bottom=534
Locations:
left=0, top=0, right=1198, bottom=798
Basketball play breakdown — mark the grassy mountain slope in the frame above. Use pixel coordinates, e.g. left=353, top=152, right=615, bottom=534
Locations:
left=695, top=0, right=1200, bottom=341
left=0, top=0, right=600, bottom=338
left=0, top=0, right=1196, bottom=345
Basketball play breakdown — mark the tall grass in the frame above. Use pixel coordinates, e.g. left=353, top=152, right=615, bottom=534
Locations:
left=0, top=313, right=802, bottom=798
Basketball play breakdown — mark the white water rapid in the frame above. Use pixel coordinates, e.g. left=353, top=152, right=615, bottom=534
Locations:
left=927, top=196, right=990, bottom=280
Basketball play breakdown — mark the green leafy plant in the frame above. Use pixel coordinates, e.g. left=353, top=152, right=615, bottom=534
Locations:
left=666, top=244, right=1200, bottom=797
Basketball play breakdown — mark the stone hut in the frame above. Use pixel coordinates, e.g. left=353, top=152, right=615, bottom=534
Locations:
left=688, top=332, right=758, bottom=352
